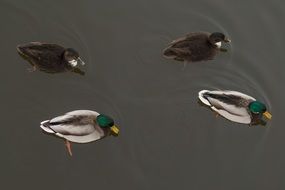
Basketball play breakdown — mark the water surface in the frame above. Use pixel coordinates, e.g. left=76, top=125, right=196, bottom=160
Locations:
left=1, top=0, right=284, bottom=189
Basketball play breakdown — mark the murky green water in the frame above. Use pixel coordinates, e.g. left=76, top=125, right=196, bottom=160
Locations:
left=1, top=0, right=284, bottom=189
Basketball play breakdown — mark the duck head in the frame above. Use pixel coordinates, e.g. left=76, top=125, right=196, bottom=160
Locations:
left=249, top=101, right=272, bottom=120
left=64, top=48, right=85, bottom=67
left=209, top=32, right=231, bottom=48
left=96, top=114, right=119, bottom=136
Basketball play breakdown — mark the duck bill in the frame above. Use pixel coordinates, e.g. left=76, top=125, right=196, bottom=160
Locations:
left=263, top=111, right=272, bottom=120
left=110, top=125, right=119, bottom=136
left=224, top=38, right=231, bottom=43
left=78, top=57, right=85, bottom=66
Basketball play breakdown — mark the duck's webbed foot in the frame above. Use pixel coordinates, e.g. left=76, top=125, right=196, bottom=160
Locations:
left=214, top=112, right=219, bottom=118
left=65, top=140, right=73, bottom=156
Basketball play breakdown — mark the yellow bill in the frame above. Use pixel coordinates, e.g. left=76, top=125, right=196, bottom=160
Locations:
left=263, top=111, right=272, bottom=120
left=110, top=125, right=119, bottom=136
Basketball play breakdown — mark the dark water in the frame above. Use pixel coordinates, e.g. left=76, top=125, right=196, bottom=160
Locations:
left=1, top=0, right=285, bottom=189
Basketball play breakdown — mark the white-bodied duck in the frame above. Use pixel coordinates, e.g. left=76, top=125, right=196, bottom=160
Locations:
left=198, top=90, right=272, bottom=125
left=40, top=110, right=119, bottom=156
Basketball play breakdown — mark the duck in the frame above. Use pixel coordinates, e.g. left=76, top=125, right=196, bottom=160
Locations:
left=40, top=110, right=119, bottom=156
left=17, top=42, right=85, bottom=75
left=163, top=32, right=231, bottom=62
left=198, top=90, right=272, bottom=125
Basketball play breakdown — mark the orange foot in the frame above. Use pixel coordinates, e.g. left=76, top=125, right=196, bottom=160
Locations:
left=65, top=140, right=73, bottom=156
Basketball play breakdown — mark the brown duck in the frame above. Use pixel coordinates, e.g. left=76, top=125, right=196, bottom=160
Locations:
left=163, top=32, right=231, bottom=62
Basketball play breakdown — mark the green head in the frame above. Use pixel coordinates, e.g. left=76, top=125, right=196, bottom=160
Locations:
left=249, top=101, right=272, bottom=119
left=96, top=114, right=119, bottom=136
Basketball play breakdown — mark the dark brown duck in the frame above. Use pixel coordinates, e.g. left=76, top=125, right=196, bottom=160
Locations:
left=163, top=32, right=231, bottom=62
left=17, top=42, right=85, bottom=74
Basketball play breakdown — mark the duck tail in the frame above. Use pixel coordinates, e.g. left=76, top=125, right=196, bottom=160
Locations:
left=40, top=120, right=55, bottom=134
left=16, top=45, right=25, bottom=54
left=163, top=48, right=178, bottom=59
left=198, top=90, right=211, bottom=106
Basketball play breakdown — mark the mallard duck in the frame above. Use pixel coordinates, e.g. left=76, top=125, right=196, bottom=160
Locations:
left=40, top=110, right=119, bottom=156
left=17, top=42, right=85, bottom=75
left=163, top=32, right=231, bottom=62
left=198, top=90, right=272, bottom=125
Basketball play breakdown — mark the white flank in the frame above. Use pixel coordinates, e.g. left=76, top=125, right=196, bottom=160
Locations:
left=49, top=123, right=95, bottom=136
left=211, top=106, right=251, bottom=124
left=57, top=128, right=105, bottom=143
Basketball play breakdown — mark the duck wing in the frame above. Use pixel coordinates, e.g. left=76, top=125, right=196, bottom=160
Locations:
left=163, top=32, right=212, bottom=61
left=168, top=32, right=210, bottom=47
left=17, top=42, right=65, bottom=58
left=17, top=42, right=66, bottom=70
left=163, top=47, right=192, bottom=60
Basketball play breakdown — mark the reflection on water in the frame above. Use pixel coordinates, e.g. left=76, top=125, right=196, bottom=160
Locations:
left=0, top=0, right=284, bottom=189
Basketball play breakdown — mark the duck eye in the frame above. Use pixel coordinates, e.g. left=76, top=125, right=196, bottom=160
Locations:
left=108, top=121, right=114, bottom=127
